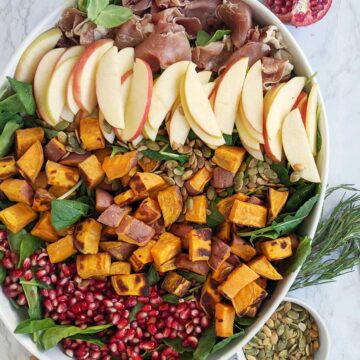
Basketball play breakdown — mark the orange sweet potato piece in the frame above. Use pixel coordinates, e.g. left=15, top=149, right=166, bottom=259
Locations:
left=216, top=221, right=232, bottom=243
left=33, top=171, right=48, bottom=190
left=208, top=237, right=231, bottom=271
left=131, top=239, right=156, bottom=265
left=158, top=186, right=183, bottom=227
left=260, top=236, right=293, bottom=261
left=248, top=255, right=283, bottom=280
left=0, top=203, right=37, bottom=233
left=48, top=186, right=75, bottom=198
left=74, top=218, right=102, bottom=254
left=255, top=278, right=268, bottom=289
left=78, top=154, right=105, bottom=189
left=169, top=223, right=193, bottom=250
left=60, top=152, right=91, bottom=167
left=46, top=161, right=80, bottom=188
left=15, top=127, right=44, bottom=157
left=99, top=241, right=137, bottom=260
left=216, top=193, right=249, bottom=218
left=185, top=195, right=207, bottom=224
left=134, top=198, right=162, bottom=224
left=228, top=200, right=267, bottom=228
left=212, top=145, right=246, bottom=174
left=130, top=172, right=166, bottom=196
left=161, top=271, right=191, bottom=297
left=79, top=117, right=105, bottom=151
left=97, top=205, right=131, bottom=228
left=0, top=156, right=17, bottom=180
left=32, top=188, right=54, bottom=212
left=44, top=138, right=66, bottom=162
left=184, top=166, right=213, bottom=195
left=102, top=151, right=138, bottom=182
left=111, top=273, right=149, bottom=296
left=215, top=303, right=235, bottom=337
left=114, top=189, right=146, bottom=207
left=200, top=277, right=221, bottom=316
left=0, top=179, right=33, bottom=205
left=155, top=257, right=177, bottom=272
left=93, top=148, right=111, bottom=164
left=100, top=226, right=118, bottom=241
left=138, top=156, right=159, bottom=172
left=151, top=232, right=181, bottom=266
left=16, top=141, right=44, bottom=183
left=47, top=235, right=77, bottom=263
left=212, top=261, right=234, bottom=282
left=31, top=212, right=59, bottom=243
left=188, top=228, right=212, bottom=261
left=95, top=188, right=113, bottom=213
left=175, top=253, right=210, bottom=276
left=230, top=234, right=257, bottom=262
left=120, top=166, right=138, bottom=187
left=110, top=261, right=131, bottom=275
left=77, top=253, right=111, bottom=279
left=268, top=188, right=289, bottom=224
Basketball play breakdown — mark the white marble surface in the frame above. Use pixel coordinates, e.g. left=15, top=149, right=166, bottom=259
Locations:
left=0, top=1, right=359, bottom=359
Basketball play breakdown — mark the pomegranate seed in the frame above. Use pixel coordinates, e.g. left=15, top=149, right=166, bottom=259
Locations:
left=2, top=258, right=13, bottom=269
left=16, top=293, right=26, bottom=306
left=148, top=324, right=157, bottom=335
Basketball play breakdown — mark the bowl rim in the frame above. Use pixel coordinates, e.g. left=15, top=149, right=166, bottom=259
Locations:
left=0, top=1, right=330, bottom=359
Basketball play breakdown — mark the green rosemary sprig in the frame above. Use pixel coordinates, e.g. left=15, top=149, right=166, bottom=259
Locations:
left=292, top=185, right=360, bottom=290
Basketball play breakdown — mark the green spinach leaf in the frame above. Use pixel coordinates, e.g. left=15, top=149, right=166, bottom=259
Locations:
left=87, top=0, right=109, bottom=20
left=22, top=281, right=41, bottom=319
left=141, top=148, right=189, bottom=165
left=8, top=229, right=26, bottom=254
left=0, top=114, right=24, bottom=157
left=206, top=199, right=225, bottom=228
left=0, top=265, right=5, bottom=284
left=177, top=270, right=206, bottom=283
left=270, top=163, right=292, bottom=187
left=234, top=316, right=256, bottom=327
left=43, top=128, right=59, bottom=140
left=284, top=236, right=311, bottom=276
left=162, top=294, right=180, bottom=304
left=17, top=233, right=43, bottom=268
left=129, top=302, right=144, bottom=322
left=7, top=77, right=35, bottom=115
left=109, top=144, right=128, bottom=157
left=0, top=94, right=26, bottom=114
left=163, top=338, right=193, bottom=354
left=95, top=4, right=133, bottom=27
left=15, top=318, right=56, bottom=334
left=78, top=0, right=88, bottom=12
left=148, top=265, right=161, bottom=286
left=283, top=183, right=316, bottom=213
left=69, top=334, right=105, bottom=348
left=211, top=329, right=245, bottom=354
left=196, top=29, right=231, bottom=46
left=193, top=320, right=217, bottom=360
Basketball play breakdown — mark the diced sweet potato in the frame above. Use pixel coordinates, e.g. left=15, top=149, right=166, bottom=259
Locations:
left=60, top=152, right=91, bottom=167
left=230, top=234, right=257, bottom=262
left=117, top=215, right=155, bottom=246
left=15, top=128, right=44, bottom=157
left=255, top=278, right=268, bottom=289
left=169, top=223, right=193, bottom=250
left=79, top=117, right=105, bottom=151
left=188, top=228, right=212, bottom=261
left=99, top=241, right=137, bottom=260
left=102, top=151, right=138, bottom=182
left=212, top=145, right=246, bottom=174
left=185, top=195, right=207, bottom=224
left=216, top=193, right=249, bottom=218
left=46, top=161, right=80, bottom=188
left=114, top=189, right=146, bottom=207
left=134, top=198, right=162, bottom=224
left=268, top=188, right=289, bottom=224
left=31, top=212, right=59, bottom=242
left=151, top=232, right=181, bottom=266
left=78, top=155, right=105, bottom=189
left=161, top=271, right=191, bottom=297
left=289, top=233, right=299, bottom=250
left=44, top=138, right=66, bottom=162
left=215, top=303, right=235, bottom=337
left=120, top=166, right=138, bottom=187
left=111, top=273, right=149, bottom=296
left=208, top=237, right=231, bottom=271
left=184, top=167, right=213, bottom=195
left=219, top=264, right=259, bottom=299
left=33, top=171, right=48, bottom=190
left=74, top=219, right=102, bottom=254
left=138, top=156, right=159, bottom=172
left=95, top=188, right=113, bottom=213
left=132, top=239, right=156, bottom=265
left=227, top=254, right=241, bottom=267
left=94, top=147, right=112, bottom=164
left=77, top=253, right=111, bottom=279
left=158, top=186, right=183, bottom=227
left=231, top=281, right=268, bottom=316
left=47, top=235, right=76, bottom=263
left=242, top=305, right=259, bottom=318
left=16, top=141, right=44, bottom=183
left=260, top=236, right=293, bottom=261
left=212, top=261, right=234, bottom=282
left=48, top=186, right=74, bottom=198
left=175, top=253, right=210, bottom=276
left=155, top=257, right=177, bottom=272
left=130, top=172, right=166, bottom=196
left=216, top=221, right=232, bottom=243
left=110, top=261, right=131, bottom=275
left=0, top=156, right=17, bottom=180
left=0, top=203, right=37, bottom=233
left=32, top=188, right=54, bottom=212
left=200, top=277, right=221, bottom=316
left=248, top=255, right=283, bottom=280
left=211, top=167, right=235, bottom=189
left=228, top=200, right=267, bottom=228
left=97, top=205, right=131, bottom=228
left=0, top=179, right=33, bottom=205
left=100, top=226, right=117, bottom=241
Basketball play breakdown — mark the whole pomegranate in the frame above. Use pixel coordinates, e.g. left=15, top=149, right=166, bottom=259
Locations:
left=265, top=0, right=332, bottom=26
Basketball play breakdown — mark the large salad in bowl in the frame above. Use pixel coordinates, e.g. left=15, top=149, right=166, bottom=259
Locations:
left=0, top=0, right=325, bottom=359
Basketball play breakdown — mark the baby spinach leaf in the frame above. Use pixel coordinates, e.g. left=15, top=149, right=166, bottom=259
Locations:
left=283, top=183, right=316, bottom=213
left=148, top=265, right=161, bottom=286
left=14, top=318, right=56, bottom=334
left=155, top=134, right=170, bottom=144
left=109, top=144, right=128, bottom=157
left=177, top=270, right=206, bottom=283
left=129, top=302, right=144, bottom=322
left=0, top=115, right=24, bottom=157
left=0, top=265, right=6, bottom=284
left=196, top=29, right=231, bottom=46
left=193, top=320, right=217, bottom=360
left=17, top=233, right=44, bottom=268
left=206, top=200, right=225, bottom=228
left=8, top=229, right=26, bottom=254
left=162, top=294, right=180, bottom=304
left=7, top=77, right=35, bottom=115
left=22, top=281, right=41, bottom=320
left=284, top=236, right=311, bottom=276
left=234, top=316, right=256, bottom=327
left=270, top=163, right=292, bottom=187
left=87, top=0, right=109, bottom=20
left=211, top=329, right=245, bottom=354
left=43, top=128, right=59, bottom=140
left=69, top=334, right=105, bottom=348
left=51, top=199, right=90, bottom=230
left=141, top=148, right=189, bottom=165
left=95, top=4, right=133, bottom=28
left=0, top=94, right=26, bottom=114
left=163, top=338, right=193, bottom=354
left=78, top=0, right=88, bottom=12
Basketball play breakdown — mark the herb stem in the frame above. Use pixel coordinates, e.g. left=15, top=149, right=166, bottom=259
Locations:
left=57, top=180, right=83, bottom=200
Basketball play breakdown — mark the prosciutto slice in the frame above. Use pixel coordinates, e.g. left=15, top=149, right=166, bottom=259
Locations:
left=184, top=0, right=222, bottom=31
left=155, top=0, right=189, bottom=8
left=58, top=8, right=86, bottom=38
left=122, top=0, right=153, bottom=15
left=262, top=57, right=293, bottom=90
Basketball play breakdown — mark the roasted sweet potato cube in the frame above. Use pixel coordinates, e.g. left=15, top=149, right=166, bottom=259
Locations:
left=44, top=138, right=66, bottom=162
left=120, top=166, right=138, bottom=187
left=268, top=188, right=289, bottom=224
left=77, top=253, right=111, bottom=279
left=100, top=226, right=117, bottom=241
left=175, top=253, right=210, bottom=276
left=15, top=127, right=44, bottom=157
left=230, top=234, right=257, bottom=262
left=228, top=200, right=267, bottom=228
left=110, top=261, right=131, bottom=275
left=188, top=228, right=212, bottom=261
left=102, top=151, right=138, bottom=182
left=31, top=212, right=59, bottom=242
left=184, top=166, right=213, bottom=195
left=185, top=195, right=207, bottom=224
left=48, top=186, right=74, bottom=198
left=79, top=117, right=105, bottom=151
left=212, top=145, right=246, bottom=174
left=216, top=222, right=231, bottom=243
left=117, top=215, right=155, bottom=246
left=134, top=198, right=162, bottom=224
left=0, top=203, right=37, bottom=233
left=231, top=281, right=268, bottom=316
left=130, top=172, right=166, bottom=196
left=114, top=189, right=146, bottom=207
left=95, top=188, right=113, bottom=213
left=212, top=261, right=234, bottom=282
left=215, top=303, right=235, bottom=337
left=97, top=205, right=131, bottom=228
left=157, top=186, right=183, bottom=227
left=243, top=305, right=259, bottom=318
left=248, top=255, right=283, bottom=280
left=227, top=254, right=241, bottom=267
left=99, top=241, right=137, bottom=260
left=216, top=193, right=249, bottom=218
left=169, top=223, right=193, bottom=250
left=74, top=219, right=102, bottom=254
left=289, top=233, right=299, bottom=251
left=32, top=188, right=54, bottom=212
left=78, top=155, right=105, bottom=189
left=151, top=232, right=181, bottom=266
left=0, top=156, right=17, bottom=180
left=47, top=235, right=76, bottom=263
left=260, top=236, right=293, bottom=261
left=255, top=278, right=268, bottom=289
left=129, top=254, right=146, bottom=272
left=111, top=273, right=149, bottom=296
left=208, top=237, right=231, bottom=271
left=132, top=239, right=156, bottom=265
left=60, top=152, right=91, bottom=167
left=200, top=277, right=221, bottom=316
left=161, top=271, right=191, bottom=297
left=46, top=161, right=80, bottom=188
left=94, top=147, right=111, bottom=164
left=0, top=179, right=33, bottom=205
left=16, top=141, right=44, bottom=183
left=33, top=172, right=48, bottom=190
left=155, top=257, right=177, bottom=272
left=138, top=156, right=159, bottom=172
left=219, top=264, right=259, bottom=299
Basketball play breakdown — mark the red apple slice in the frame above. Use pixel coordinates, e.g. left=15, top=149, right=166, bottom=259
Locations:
left=99, top=110, right=116, bottom=144
left=282, top=109, right=320, bottom=183
left=122, top=58, right=153, bottom=142
left=305, top=83, right=318, bottom=155
left=66, top=71, right=79, bottom=115
left=73, top=39, right=114, bottom=114
left=213, top=57, right=248, bottom=135
left=15, top=27, right=62, bottom=83
left=56, top=45, right=85, bottom=69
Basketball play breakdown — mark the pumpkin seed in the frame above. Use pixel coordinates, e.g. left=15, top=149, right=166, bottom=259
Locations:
left=258, top=349, right=266, bottom=359
left=174, top=167, right=184, bottom=176
left=290, top=171, right=301, bottom=183
left=174, top=175, right=184, bottom=187
left=277, top=325, right=285, bottom=336
left=146, top=141, right=160, bottom=151
left=244, top=348, right=259, bottom=356
left=264, top=168, right=278, bottom=180
left=298, top=323, right=307, bottom=332
left=245, top=355, right=257, bottom=360
left=57, top=131, right=67, bottom=144
left=279, top=350, right=288, bottom=358
left=277, top=340, right=287, bottom=351
left=266, top=319, right=274, bottom=328
left=287, top=310, right=300, bottom=320
left=263, top=325, right=272, bottom=337
left=257, top=332, right=266, bottom=340
left=202, top=146, right=212, bottom=158
left=270, top=332, right=279, bottom=345
left=165, top=160, right=178, bottom=169
left=195, top=139, right=203, bottom=147
left=248, top=167, right=258, bottom=176
left=162, top=176, right=175, bottom=186
left=248, top=158, right=258, bottom=168
left=187, top=197, right=194, bottom=211
left=194, top=149, right=202, bottom=157
left=206, top=187, right=216, bottom=201
left=289, top=343, right=298, bottom=354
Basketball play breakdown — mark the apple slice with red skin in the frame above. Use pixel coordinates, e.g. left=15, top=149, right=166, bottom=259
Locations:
left=55, top=45, right=85, bottom=69
left=305, top=83, right=319, bottom=155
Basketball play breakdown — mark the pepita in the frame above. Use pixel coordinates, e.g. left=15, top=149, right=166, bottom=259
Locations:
left=287, top=310, right=300, bottom=320
left=182, top=169, right=194, bottom=181
left=206, top=187, right=216, bottom=200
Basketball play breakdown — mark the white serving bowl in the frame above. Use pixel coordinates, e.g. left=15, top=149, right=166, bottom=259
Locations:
left=0, top=1, right=329, bottom=359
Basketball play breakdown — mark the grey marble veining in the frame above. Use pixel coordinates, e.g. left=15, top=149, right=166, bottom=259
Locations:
left=0, top=1, right=359, bottom=359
